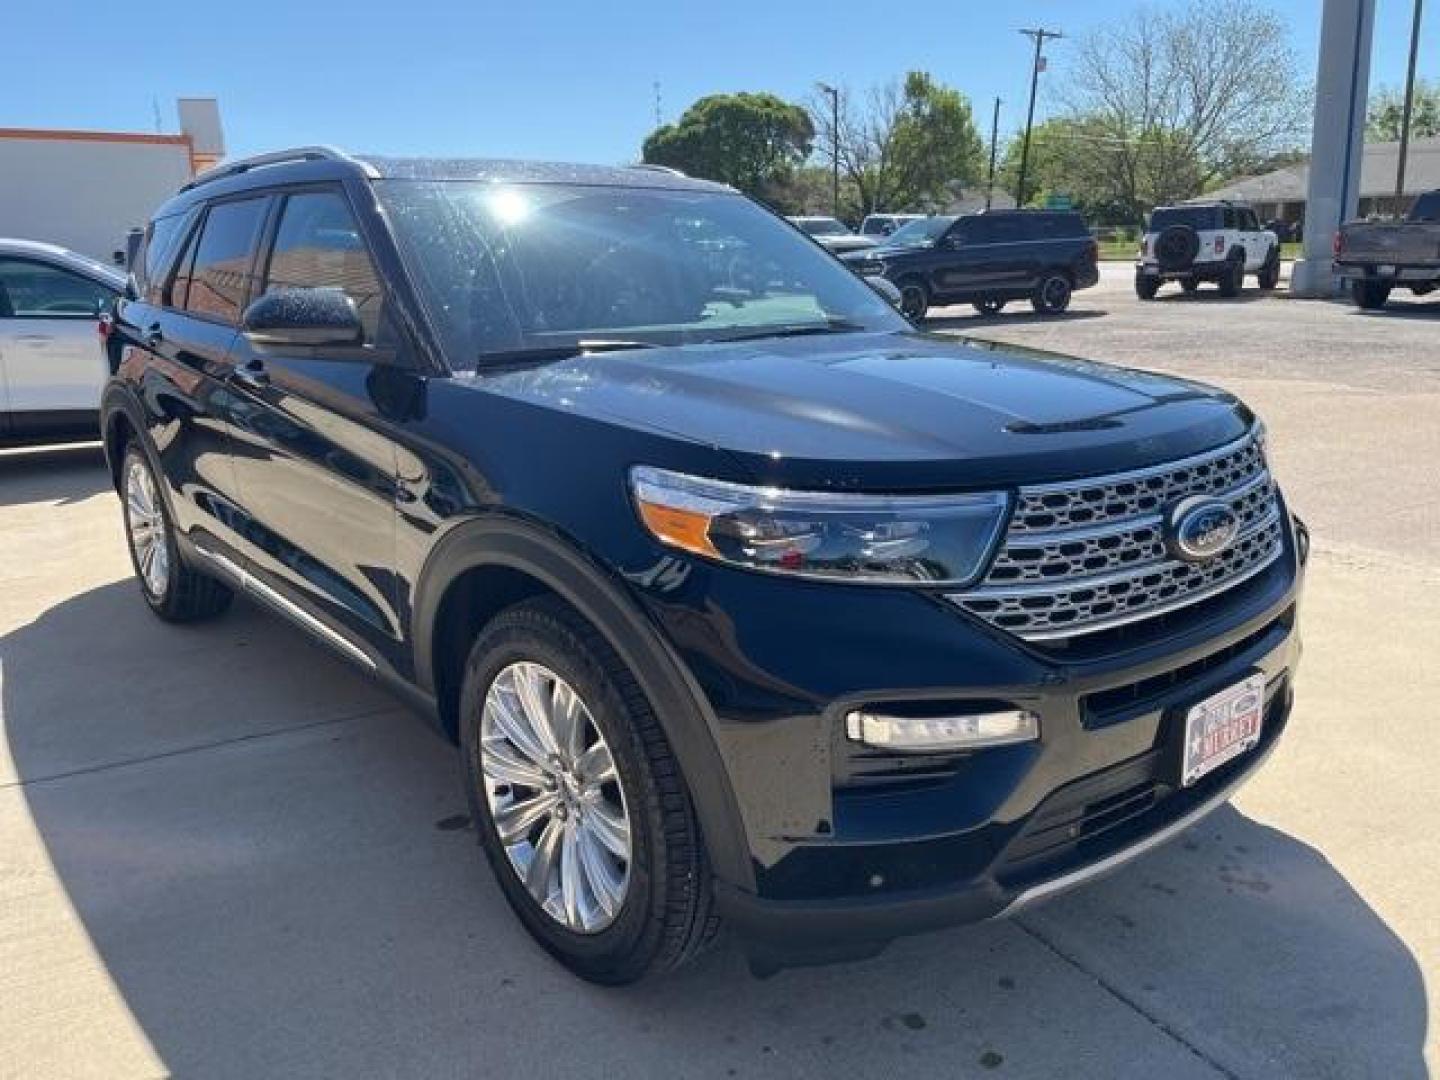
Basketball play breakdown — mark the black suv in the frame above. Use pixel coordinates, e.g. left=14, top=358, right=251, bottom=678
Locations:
left=841, top=210, right=1100, bottom=320
left=101, top=148, right=1305, bottom=983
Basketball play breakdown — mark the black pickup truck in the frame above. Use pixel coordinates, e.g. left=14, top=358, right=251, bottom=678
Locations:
left=1334, top=189, right=1440, bottom=309
left=841, top=210, right=1099, bottom=320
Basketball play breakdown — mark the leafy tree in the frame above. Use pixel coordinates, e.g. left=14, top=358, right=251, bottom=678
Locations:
left=641, top=93, right=814, bottom=197
left=1368, top=80, right=1440, bottom=141
left=809, top=72, right=985, bottom=214
left=1061, top=0, right=1309, bottom=224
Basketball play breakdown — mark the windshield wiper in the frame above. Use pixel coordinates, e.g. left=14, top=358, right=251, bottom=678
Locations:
left=712, top=319, right=870, bottom=344
left=474, top=339, right=662, bottom=366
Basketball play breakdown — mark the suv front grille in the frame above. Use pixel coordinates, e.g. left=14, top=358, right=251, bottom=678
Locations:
left=950, top=429, right=1284, bottom=641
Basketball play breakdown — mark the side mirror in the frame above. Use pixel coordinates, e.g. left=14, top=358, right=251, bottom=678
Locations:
left=241, top=287, right=363, bottom=348
left=864, top=275, right=903, bottom=310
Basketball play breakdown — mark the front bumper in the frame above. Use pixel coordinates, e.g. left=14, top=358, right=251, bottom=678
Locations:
left=633, top=503, right=1306, bottom=964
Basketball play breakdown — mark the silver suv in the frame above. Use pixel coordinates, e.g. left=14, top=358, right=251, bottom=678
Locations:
left=1136, top=202, right=1280, bottom=299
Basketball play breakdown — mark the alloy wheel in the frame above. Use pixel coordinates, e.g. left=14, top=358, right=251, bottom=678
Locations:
left=125, top=457, right=170, bottom=600
left=480, top=661, right=632, bottom=934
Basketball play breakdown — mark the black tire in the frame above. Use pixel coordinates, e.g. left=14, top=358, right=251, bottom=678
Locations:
left=459, top=597, right=717, bottom=984
left=1180, top=277, right=1200, bottom=294
left=1155, top=225, right=1200, bottom=272
left=972, top=298, right=1006, bottom=315
left=1135, top=273, right=1160, bottom=300
left=1031, top=272, right=1072, bottom=314
left=1351, top=279, right=1391, bottom=310
left=1257, top=246, right=1281, bottom=289
left=897, top=277, right=929, bottom=321
left=120, top=444, right=233, bottom=622
left=1218, top=254, right=1245, bottom=298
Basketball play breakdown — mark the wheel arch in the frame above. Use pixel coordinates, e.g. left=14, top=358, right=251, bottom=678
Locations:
left=412, top=515, right=754, bottom=889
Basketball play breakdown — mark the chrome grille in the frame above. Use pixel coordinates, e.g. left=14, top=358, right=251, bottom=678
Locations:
left=952, top=430, right=1285, bottom=641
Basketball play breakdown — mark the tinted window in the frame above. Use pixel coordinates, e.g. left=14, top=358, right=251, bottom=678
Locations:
left=967, top=215, right=1025, bottom=244
left=1413, top=192, right=1440, bottom=221
left=886, top=216, right=954, bottom=246
left=0, top=258, right=115, bottom=318
left=262, top=190, right=384, bottom=341
left=796, top=218, right=848, bottom=237
left=138, top=213, right=191, bottom=303
left=1149, top=207, right=1220, bottom=231
left=182, top=198, right=268, bottom=323
left=1241, top=209, right=1259, bottom=231
left=1035, top=213, right=1088, bottom=239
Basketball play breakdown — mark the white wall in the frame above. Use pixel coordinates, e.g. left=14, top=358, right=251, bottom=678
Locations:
left=0, top=138, right=194, bottom=262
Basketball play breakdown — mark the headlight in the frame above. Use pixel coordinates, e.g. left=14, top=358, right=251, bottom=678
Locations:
left=629, top=466, right=1009, bottom=584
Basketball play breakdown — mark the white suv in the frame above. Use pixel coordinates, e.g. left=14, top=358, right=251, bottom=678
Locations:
left=1136, top=202, right=1280, bottom=299
left=0, top=239, right=123, bottom=446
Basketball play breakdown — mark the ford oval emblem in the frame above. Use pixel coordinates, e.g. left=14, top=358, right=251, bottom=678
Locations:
left=1167, top=497, right=1240, bottom=562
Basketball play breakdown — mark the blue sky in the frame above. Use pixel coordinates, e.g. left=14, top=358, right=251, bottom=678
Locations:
left=4, top=1, right=1435, bottom=162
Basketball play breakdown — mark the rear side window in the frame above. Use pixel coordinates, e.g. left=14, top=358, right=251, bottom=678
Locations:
left=968, top=216, right=1025, bottom=244
left=137, top=213, right=190, bottom=303
left=261, top=190, right=384, bottom=342
left=177, top=198, right=269, bottom=324
left=1411, top=192, right=1440, bottom=221
left=1032, top=213, right=1088, bottom=239
left=0, top=258, right=115, bottom=318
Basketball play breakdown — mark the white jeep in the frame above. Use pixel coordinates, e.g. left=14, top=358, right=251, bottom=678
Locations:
left=1136, top=201, right=1280, bottom=299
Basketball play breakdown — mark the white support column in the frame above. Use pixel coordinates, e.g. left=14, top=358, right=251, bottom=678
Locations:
left=1291, top=0, right=1377, bottom=296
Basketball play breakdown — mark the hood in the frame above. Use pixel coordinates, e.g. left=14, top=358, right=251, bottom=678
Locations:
left=468, top=331, right=1252, bottom=491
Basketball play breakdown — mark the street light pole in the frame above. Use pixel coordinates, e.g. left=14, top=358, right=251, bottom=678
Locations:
left=986, top=97, right=1002, bottom=210
left=818, top=82, right=840, bottom=218
left=1394, top=0, right=1425, bottom=216
left=1016, top=27, right=1062, bottom=209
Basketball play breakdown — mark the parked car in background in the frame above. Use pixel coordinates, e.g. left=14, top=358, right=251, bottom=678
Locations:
left=1333, top=189, right=1440, bottom=310
left=787, top=216, right=877, bottom=254
left=1136, top=202, right=1280, bottom=300
left=859, top=213, right=925, bottom=239
left=102, top=147, right=1304, bottom=985
left=0, top=239, right=124, bottom=446
left=843, top=210, right=1100, bottom=320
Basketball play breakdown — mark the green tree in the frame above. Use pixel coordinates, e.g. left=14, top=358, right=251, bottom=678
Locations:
left=810, top=72, right=985, bottom=213
left=1368, top=80, right=1440, bottom=141
left=641, top=93, right=814, bottom=198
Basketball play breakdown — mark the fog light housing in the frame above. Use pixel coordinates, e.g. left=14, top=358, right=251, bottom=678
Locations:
left=844, top=707, right=1040, bottom=753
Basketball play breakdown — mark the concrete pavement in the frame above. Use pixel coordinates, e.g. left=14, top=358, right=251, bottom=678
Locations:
left=1, top=275, right=1435, bottom=1077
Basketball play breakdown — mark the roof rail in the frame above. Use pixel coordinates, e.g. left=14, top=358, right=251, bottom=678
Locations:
left=629, top=163, right=686, bottom=177
left=179, top=145, right=377, bottom=192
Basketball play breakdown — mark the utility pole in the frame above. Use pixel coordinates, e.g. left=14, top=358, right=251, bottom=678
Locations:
left=1394, top=0, right=1424, bottom=216
left=985, top=97, right=1002, bottom=210
left=1015, top=27, right=1063, bottom=209
left=817, top=82, right=840, bottom=218
left=653, top=81, right=663, bottom=129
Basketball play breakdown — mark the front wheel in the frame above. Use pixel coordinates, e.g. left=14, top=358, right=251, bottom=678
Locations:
left=1135, top=273, right=1160, bottom=300
left=1257, top=247, right=1281, bottom=289
left=1351, top=279, right=1391, bottom=310
left=1031, top=272, right=1072, bottom=313
left=1218, top=255, right=1245, bottom=298
left=121, top=445, right=232, bottom=622
left=460, top=597, right=717, bottom=984
left=972, top=298, right=1006, bottom=316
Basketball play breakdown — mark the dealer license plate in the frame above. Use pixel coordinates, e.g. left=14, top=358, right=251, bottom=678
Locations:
left=1180, top=674, right=1265, bottom=787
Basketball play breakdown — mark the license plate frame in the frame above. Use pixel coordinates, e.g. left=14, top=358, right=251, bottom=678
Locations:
left=1180, top=673, right=1265, bottom=787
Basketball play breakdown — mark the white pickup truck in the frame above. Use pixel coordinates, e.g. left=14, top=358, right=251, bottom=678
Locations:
left=1334, top=190, right=1440, bottom=310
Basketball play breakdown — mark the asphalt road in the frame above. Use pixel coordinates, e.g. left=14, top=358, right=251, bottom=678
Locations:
left=2, top=269, right=1435, bottom=1078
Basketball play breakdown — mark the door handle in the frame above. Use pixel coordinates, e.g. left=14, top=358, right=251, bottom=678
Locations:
left=232, top=360, right=270, bottom=391
left=144, top=324, right=163, bottom=348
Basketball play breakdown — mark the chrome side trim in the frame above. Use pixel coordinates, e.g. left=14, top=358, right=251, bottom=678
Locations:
left=194, top=547, right=377, bottom=671
left=995, top=746, right=1272, bottom=918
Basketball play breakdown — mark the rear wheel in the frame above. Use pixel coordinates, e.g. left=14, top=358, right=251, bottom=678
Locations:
left=1180, top=277, right=1200, bottom=294
left=1218, top=255, right=1245, bottom=298
left=1135, top=273, right=1160, bottom=300
left=1257, top=246, right=1281, bottom=289
left=121, top=445, right=232, bottom=622
left=972, top=298, right=1006, bottom=316
left=1031, top=272, right=1072, bottom=314
left=459, top=597, right=717, bottom=984
left=1351, top=279, right=1391, bottom=310
left=897, top=277, right=929, bottom=321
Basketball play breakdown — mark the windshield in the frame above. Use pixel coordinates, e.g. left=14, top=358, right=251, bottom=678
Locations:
left=796, top=217, right=848, bottom=236
left=378, top=182, right=904, bottom=363
left=884, top=216, right=954, bottom=247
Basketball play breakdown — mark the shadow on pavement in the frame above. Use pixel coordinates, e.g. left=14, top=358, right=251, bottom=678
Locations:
left=0, top=442, right=109, bottom=507
left=1, top=508, right=1429, bottom=1077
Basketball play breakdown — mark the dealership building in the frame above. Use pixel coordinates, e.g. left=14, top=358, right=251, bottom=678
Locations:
left=0, top=98, right=224, bottom=263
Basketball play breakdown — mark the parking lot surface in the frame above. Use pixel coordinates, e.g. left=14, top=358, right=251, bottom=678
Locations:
left=2, top=264, right=1435, bottom=1078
